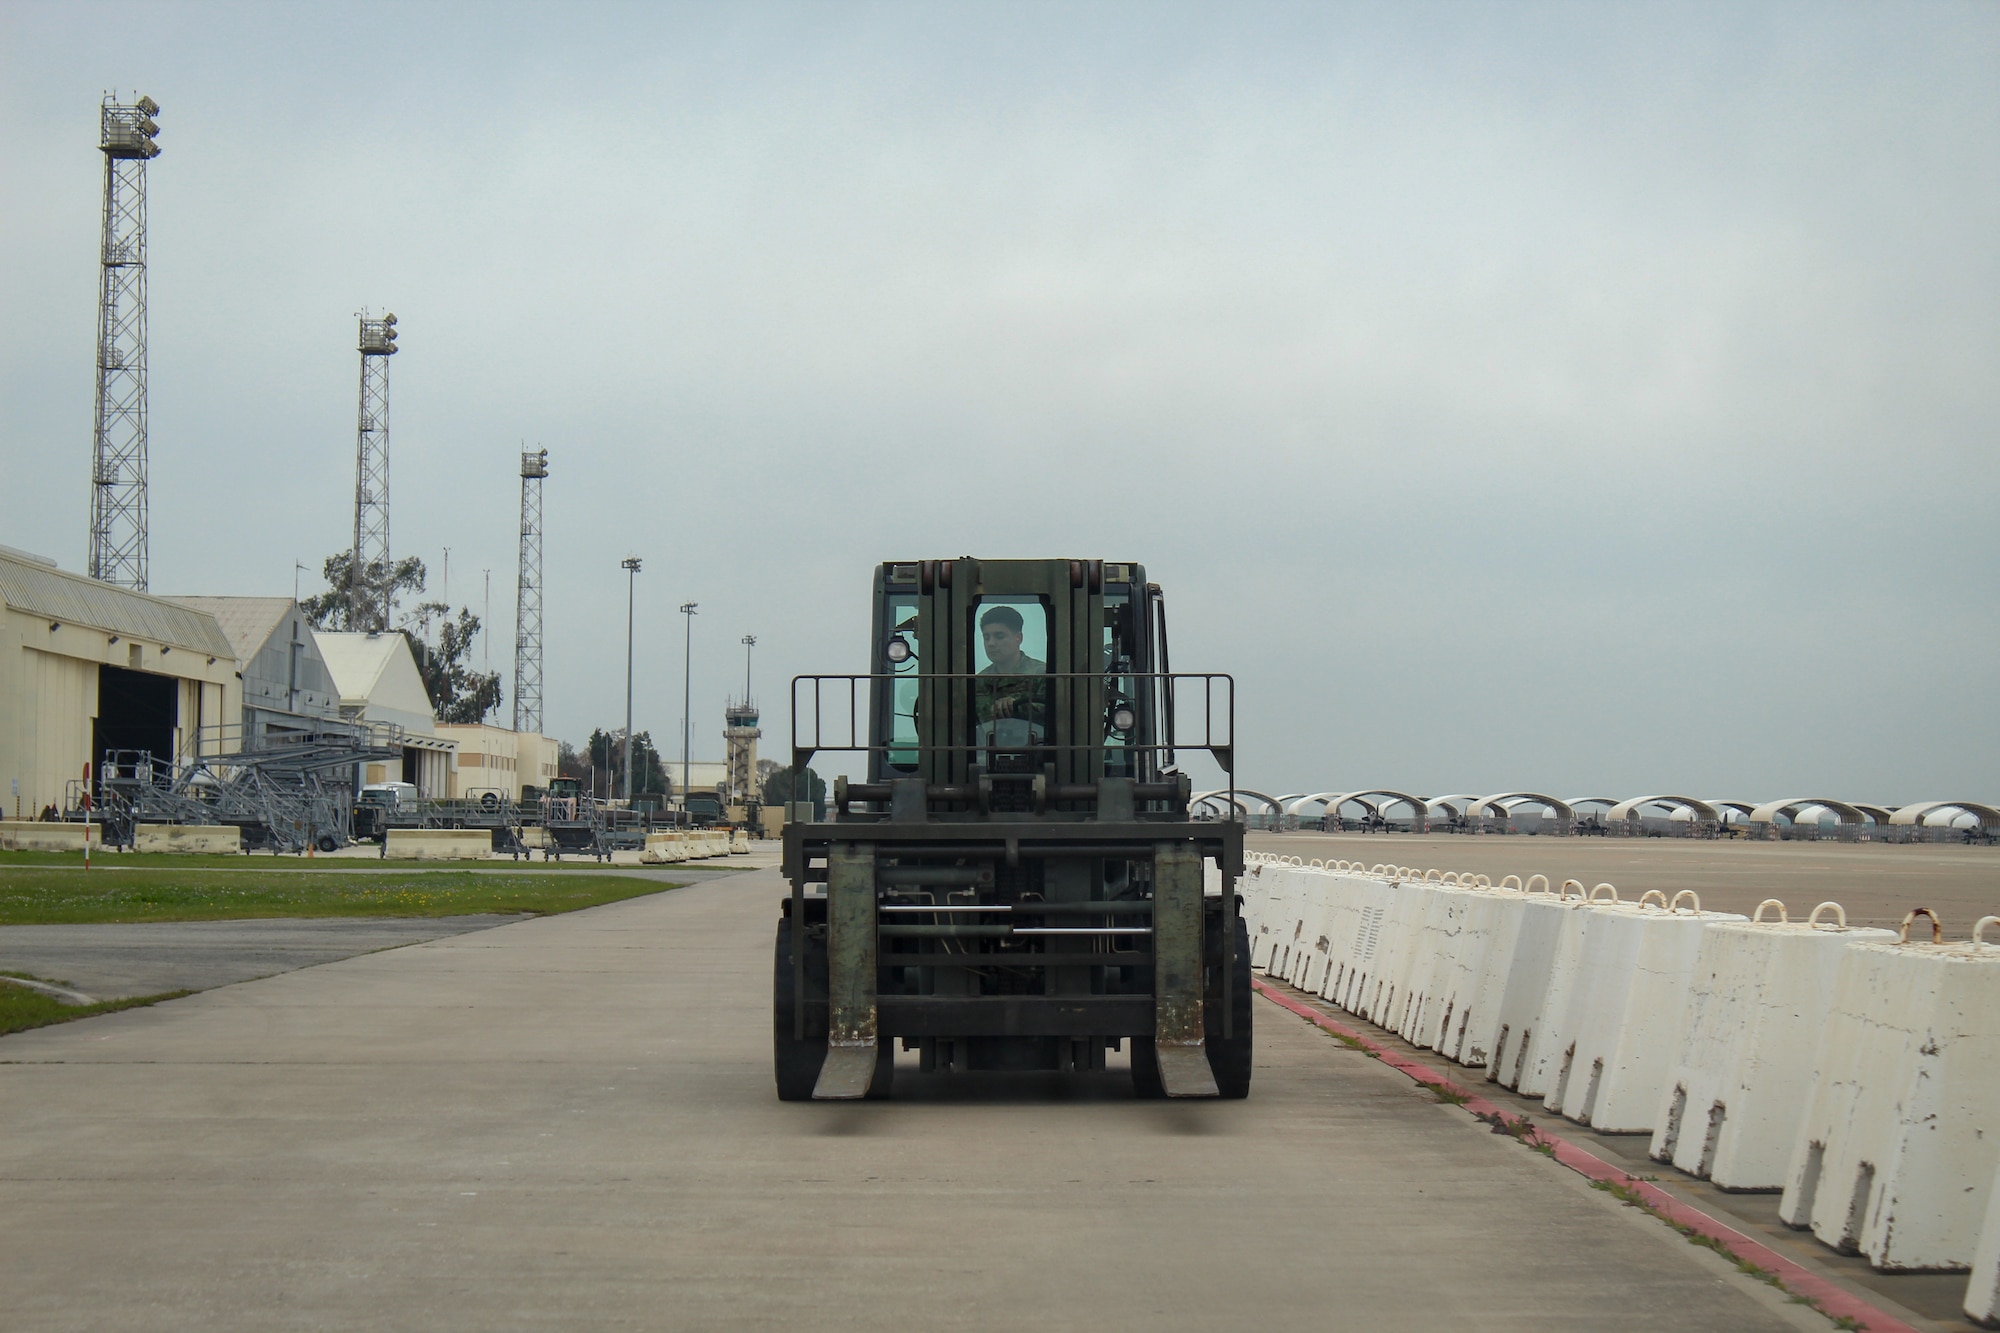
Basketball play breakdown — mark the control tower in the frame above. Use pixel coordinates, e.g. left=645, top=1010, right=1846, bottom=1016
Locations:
left=723, top=701, right=761, bottom=814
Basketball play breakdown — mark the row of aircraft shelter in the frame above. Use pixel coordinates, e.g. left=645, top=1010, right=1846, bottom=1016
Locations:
left=1192, top=787, right=1999, bottom=839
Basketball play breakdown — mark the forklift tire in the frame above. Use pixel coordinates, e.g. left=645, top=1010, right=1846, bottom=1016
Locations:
left=866, top=1043, right=895, bottom=1100
left=315, top=834, right=339, bottom=854
left=773, top=916, right=827, bottom=1101
left=1128, top=1037, right=1167, bottom=1099
left=1205, top=917, right=1253, bottom=1099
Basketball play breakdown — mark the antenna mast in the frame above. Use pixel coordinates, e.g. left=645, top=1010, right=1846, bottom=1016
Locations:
left=351, top=311, right=398, bottom=629
left=88, top=93, right=162, bottom=590
left=513, top=448, right=549, bottom=734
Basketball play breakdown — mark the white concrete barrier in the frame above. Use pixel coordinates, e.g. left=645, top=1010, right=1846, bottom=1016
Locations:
left=1501, top=883, right=1608, bottom=1095
left=641, top=831, right=689, bottom=863
left=1333, top=874, right=1409, bottom=1024
left=1649, top=901, right=1897, bottom=1188
left=385, top=828, right=491, bottom=860
left=1293, top=867, right=1345, bottom=994
left=133, top=823, right=242, bottom=854
left=1968, top=1139, right=2000, bottom=1325
left=1367, top=874, right=1435, bottom=1029
left=0, top=820, right=99, bottom=851
left=1314, top=872, right=1368, bottom=1003
left=1395, top=877, right=1495, bottom=1052
left=1242, top=859, right=1278, bottom=968
left=1413, top=878, right=1519, bottom=1062
left=1541, top=891, right=1747, bottom=1132
left=1779, top=911, right=2000, bottom=1270
left=1448, top=872, right=1536, bottom=1072
left=1265, top=865, right=1312, bottom=978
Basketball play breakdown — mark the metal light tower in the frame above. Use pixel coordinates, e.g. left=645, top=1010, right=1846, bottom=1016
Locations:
left=512, top=449, right=548, bottom=735
left=680, top=601, right=697, bottom=824
left=351, top=311, right=398, bottom=629
left=88, top=93, right=162, bottom=590
left=621, top=557, right=641, bottom=801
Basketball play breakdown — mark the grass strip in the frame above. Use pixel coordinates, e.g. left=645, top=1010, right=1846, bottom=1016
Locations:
left=0, top=982, right=195, bottom=1037
left=0, top=849, right=686, bottom=872
left=0, top=868, right=679, bottom=925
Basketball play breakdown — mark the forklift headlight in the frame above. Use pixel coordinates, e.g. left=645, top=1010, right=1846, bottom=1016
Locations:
left=885, top=636, right=912, bottom=665
left=1110, top=703, right=1136, bottom=733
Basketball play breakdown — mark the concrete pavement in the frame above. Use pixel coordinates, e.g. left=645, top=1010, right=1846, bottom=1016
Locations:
left=0, top=915, right=526, bottom=1000
left=0, top=868, right=1824, bottom=1331
left=1250, top=831, right=2000, bottom=933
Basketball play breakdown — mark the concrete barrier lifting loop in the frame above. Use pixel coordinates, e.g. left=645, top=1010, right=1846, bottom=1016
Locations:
left=1560, top=878, right=1585, bottom=901
left=1753, top=899, right=1788, bottom=924
left=1424, top=869, right=1442, bottom=882
left=1308, top=859, right=1324, bottom=869
left=1638, top=889, right=1669, bottom=911
left=1369, top=863, right=1388, bottom=876
left=1806, top=901, right=1846, bottom=928
left=1587, top=882, right=1619, bottom=904
left=1898, top=908, right=1943, bottom=945
left=1500, top=874, right=1522, bottom=891
left=1669, top=890, right=1701, bottom=914
left=1973, top=915, right=2000, bottom=947
left=1525, top=873, right=1549, bottom=895
left=1474, top=874, right=1491, bottom=887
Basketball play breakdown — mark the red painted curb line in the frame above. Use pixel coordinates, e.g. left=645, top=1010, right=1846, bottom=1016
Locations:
left=1253, top=977, right=1923, bottom=1333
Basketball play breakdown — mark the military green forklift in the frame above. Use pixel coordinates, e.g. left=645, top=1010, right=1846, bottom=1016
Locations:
left=777, top=558, right=1247, bottom=1100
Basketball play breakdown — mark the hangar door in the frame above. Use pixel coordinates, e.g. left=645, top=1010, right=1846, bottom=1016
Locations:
left=94, top=664, right=177, bottom=776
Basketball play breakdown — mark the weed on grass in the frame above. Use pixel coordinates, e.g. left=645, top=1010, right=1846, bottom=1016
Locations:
left=1477, top=1110, right=1551, bottom=1152
left=0, top=982, right=193, bottom=1037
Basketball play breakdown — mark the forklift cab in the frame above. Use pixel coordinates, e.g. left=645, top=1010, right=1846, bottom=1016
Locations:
left=867, top=558, right=1191, bottom=806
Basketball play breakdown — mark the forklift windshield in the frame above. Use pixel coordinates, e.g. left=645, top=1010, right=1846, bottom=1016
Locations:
left=971, top=597, right=1048, bottom=748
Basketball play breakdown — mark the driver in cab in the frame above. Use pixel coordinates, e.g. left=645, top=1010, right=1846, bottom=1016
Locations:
left=976, top=605, right=1045, bottom=723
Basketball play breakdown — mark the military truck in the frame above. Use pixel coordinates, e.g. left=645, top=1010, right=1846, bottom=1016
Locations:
left=777, top=558, right=1247, bottom=1100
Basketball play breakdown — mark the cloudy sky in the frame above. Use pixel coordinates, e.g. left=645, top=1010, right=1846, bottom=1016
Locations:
left=3, top=2, right=1994, bottom=803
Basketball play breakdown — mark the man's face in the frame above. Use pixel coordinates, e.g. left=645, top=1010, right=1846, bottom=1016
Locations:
left=982, top=621, right=1022, bottom=666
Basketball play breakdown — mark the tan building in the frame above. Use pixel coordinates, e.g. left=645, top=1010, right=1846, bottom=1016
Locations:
left=167, top=596, right=339, bottom=747
left=0, top=544, right=239, bottom=819
left=312, top=630, right=456, bottom=796
left=434, top=722, right=559, bottom=800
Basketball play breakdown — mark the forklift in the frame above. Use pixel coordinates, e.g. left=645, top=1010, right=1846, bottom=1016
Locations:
left=778, top=558, right=1247, bottom=1100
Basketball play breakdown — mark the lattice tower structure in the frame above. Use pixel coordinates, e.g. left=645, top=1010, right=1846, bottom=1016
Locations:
left=350, top=312, right=398, bottom=630
left=89, top=94, right=162, bottom=590
left=513, top=449, right=549, bottom=734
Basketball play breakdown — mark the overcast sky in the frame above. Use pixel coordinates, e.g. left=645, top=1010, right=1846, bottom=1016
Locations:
left=3, top=2, right=1994, bottom=803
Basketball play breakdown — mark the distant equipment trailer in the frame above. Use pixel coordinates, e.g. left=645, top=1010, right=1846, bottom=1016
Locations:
left=779, top=557, right=1247, bottom=1100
